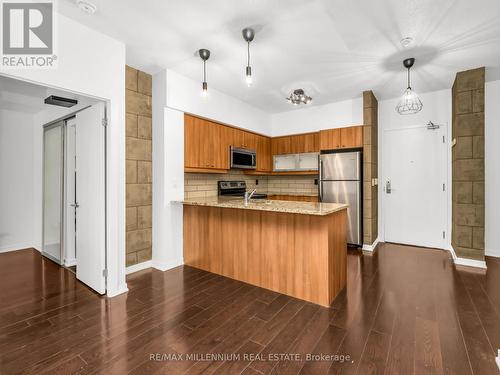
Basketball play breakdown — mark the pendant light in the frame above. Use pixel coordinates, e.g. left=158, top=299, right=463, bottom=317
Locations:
left=396, top=57, right=422, bottom=115
left=198, top=49, right=210, bottom=96
left=242, top=27, right=255, bottom=86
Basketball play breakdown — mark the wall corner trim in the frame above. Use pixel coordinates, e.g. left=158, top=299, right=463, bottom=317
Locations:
left=125, top=260, right=153, bottom=275
left=64, top=258, right=77, bottom=267
left=106, top=284, right=129, bottom=298
left=485, top=248, right=500, bottom=258
left=453, top=257, right=487, bottom=269
left=362, top=237, right=379, bottom=252
left=153, top=258, right=184, bottom=272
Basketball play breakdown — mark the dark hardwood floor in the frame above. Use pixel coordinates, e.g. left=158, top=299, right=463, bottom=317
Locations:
left=0, top=244, right=499, bottom=374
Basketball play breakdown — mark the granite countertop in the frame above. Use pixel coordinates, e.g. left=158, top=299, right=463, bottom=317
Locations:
left=177, top=197, right=348, bottom=216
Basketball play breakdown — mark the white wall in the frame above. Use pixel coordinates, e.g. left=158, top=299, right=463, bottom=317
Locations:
left=165, top=69, right=272, bottom=135
left=378, top=89, right=452, bottom=249
left=152, top=69, right=277, bottom=269
left=271, top=97, right=363, bottom=136
left=0, top=109, right=35, bottom=251
left=485, top=80, right=500, bottom=258
left=0, top=13, right=127, bottom=297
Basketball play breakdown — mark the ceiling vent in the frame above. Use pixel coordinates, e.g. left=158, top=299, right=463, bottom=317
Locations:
left=44, top=95, right=78, bottom=108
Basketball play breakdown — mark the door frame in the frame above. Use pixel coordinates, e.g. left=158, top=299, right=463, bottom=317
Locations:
left=380, top=123, right=450, bottom=250
left=41, top=121, right=66, bottom=264
left=41, top=105, right=107, bottom=292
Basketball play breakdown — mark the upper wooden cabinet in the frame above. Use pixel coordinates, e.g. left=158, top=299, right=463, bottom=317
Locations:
left=319, top=126, right=363, bottom=150
left=185, top=114, right=362, bottom=173
left=319, top=128, right=341, bottom=150
left=340, top=126, right=363, bottom=148
left=272, top=132, right=319, bottom=155
left=184, top=114, right=230, bottom=171
left=290, top=132, right=319, bottom=153
left=256, top=135, right=272, bottom=172
left=271, top=136, right=291, bottom=155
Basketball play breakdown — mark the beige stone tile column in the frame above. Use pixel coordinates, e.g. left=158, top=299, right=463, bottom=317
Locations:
left=452, top=67, right=485, bottom=260
left=363, top=91, right=378, bottom=246
left=125, top=66, right=152, bottom=266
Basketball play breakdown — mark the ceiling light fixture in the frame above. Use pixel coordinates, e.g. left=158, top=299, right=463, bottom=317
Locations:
left=198, top=48, right=210, bottom=96
left=76, top=0, right=97, bottom=14
left=286, top=89, right=312, bottom=106
left=242, top=27, right=255, bottom=87
left=400, top=37, right=413, bottom=48
left=395, top=57, right=423, bottom=115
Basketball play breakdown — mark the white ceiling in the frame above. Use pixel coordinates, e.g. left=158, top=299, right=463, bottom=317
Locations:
left=59, top=0, right=500, bottom=113
left=0, top=75, right=98, bottom=114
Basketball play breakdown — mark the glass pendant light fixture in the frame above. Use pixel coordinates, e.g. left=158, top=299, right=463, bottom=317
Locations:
left=396, top=57, right=422, bottom=115
left=242, top=27, right=255, bottom=86
left=198, top=48, right=210, bottom=96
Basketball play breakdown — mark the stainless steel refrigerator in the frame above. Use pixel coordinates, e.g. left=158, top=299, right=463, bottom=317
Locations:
left=319, top=150, right=362, bottom=246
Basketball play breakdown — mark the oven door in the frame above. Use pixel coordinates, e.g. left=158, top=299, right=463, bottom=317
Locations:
left=231, top=147, right=256, bottom=169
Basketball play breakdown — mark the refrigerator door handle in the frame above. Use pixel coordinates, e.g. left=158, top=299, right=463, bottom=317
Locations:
left=319, top=158, right=323, bottom=201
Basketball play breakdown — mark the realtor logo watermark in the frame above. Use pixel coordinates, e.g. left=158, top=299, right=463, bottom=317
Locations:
left=1, top=0, right=57, bottom=68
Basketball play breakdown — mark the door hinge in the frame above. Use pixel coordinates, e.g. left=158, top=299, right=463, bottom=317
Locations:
left=443, top=183, right=446, bottom=191
left=102, top=269, right=108, bottom=278
left=102, top=118, right=108, bottom=127
left=443, top=231, right=446, bottom=239
left=442, top=135, right=445, bottom=143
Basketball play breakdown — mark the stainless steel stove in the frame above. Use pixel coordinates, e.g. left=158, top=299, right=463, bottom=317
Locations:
left=218, top=181, right=267, bottom=199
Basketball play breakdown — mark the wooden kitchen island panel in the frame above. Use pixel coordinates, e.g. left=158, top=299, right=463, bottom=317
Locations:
left=183, top=205, right=347, bottom=306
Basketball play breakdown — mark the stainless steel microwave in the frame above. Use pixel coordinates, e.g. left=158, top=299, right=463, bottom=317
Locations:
left=230, top=146, right=256, bottom=169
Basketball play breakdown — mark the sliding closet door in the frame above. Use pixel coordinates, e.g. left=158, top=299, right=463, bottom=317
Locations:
left=42, top=122, right=64, bottom=264
left=75, top=103, right=106, bottom=294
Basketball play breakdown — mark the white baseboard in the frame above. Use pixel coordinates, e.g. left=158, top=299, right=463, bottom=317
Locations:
left=64, top=258, right=77, bottom=267
left=454, top=257, right=487, bottom=269
left=448, top=246, right=487, bottom=269
left=126, top=260, right=153, bottom=275
left=485, top=248, right=500, bottom=258
left=362, top=237, right=379, bottom=252
left=106, top=283, right=129, bottom=298
left=152, top=258, right=183, bottom=272
left=496, top=350, right=500, bottom=370
left=0, top=243, right=37, bottom=253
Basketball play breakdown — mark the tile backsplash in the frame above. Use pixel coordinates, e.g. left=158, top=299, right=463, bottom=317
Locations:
left=184, top=170, right=318, bottom=199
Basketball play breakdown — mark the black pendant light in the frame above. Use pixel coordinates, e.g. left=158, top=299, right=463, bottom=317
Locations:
left=395, top=57, right=423, bottom=115
left=242, top=27, right=255, bottom=86
left=198, top=48, right=210, bottom=96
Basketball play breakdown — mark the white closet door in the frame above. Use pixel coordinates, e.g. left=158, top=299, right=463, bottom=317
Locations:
left=75, top=103, right=106, bottom=294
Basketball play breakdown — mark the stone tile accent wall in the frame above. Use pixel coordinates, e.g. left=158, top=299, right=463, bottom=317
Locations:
left=363, top=91, right=378, bottom=246
left=125, top=66, right=152, bottom=266
left=452, top=67, right=485, bottom=261
left=184, top=171, right=318, bottom=199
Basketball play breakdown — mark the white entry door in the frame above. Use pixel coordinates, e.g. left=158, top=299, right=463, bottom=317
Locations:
left=383, top=125, right=447, bottom=249
left=75, top=103, right=106, bottom=294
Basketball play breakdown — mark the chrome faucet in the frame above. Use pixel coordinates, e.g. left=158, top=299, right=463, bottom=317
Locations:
left=244, top=188, right=257, bottom=205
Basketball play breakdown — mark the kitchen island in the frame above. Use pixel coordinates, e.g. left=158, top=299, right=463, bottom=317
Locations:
left=180, top=197, right=348, bottom=307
